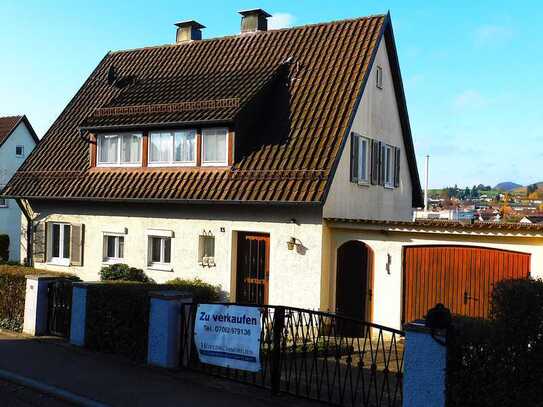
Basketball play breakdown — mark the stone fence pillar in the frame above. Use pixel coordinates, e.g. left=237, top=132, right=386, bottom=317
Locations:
left=403, top=321, right=447, bottom=407
left=147, top=291, right=192, bottom=369
left=23, top=275, right=62, bottom=336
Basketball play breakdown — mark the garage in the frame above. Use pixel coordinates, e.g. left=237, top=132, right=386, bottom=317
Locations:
left=402, top=245, right=530, bottom=323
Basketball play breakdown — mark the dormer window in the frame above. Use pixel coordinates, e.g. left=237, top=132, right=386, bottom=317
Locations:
left=149, top=129, right=196, bottom=166
left=202, top=127, right=228, bottom=166
left=92, top=127, right=232, bottom=168
left=97, top=133, right=142, bottom=166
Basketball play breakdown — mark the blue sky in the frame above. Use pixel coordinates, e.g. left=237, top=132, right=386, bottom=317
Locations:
left=0, top=0, right=541, bottom=188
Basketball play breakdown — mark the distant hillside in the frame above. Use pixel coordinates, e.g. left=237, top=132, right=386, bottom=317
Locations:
left=495, top=182, right=522, bottom=191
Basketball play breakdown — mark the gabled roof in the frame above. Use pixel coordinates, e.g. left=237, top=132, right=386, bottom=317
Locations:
left=0, top=115, right=39, bottom=148
left=2, top=14, right=422, bottom=206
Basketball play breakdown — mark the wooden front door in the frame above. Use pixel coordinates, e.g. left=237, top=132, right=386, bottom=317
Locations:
left=236, top=232, right=270, bottom=305
left=336, top=241, right=372, bottom=321
left=403, top=246, right=531, bottom=323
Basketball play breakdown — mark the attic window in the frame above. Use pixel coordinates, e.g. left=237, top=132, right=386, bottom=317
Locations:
left=202, top=128, right=228, bottom=166
left=149, top=129, right=196, bottom=166
left=376, top=66, right=383, bottom=89
left=97, top=133, right=142, bottom=166
left=15, top=145, right=24, bottom=157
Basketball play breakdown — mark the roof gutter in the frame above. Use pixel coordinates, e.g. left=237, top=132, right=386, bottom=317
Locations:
left=4, top=195, right=323, bottom=207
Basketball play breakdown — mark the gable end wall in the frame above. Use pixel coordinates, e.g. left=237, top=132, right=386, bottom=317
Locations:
left=323, top=38, right=414, bottom=221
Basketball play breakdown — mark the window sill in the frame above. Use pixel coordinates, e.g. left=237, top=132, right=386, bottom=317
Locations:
left=147, top=264, right=173, bottom=272
left=48, top=259, right=70, bottom=267
left=102, top=258, right=125, bottom=265
left=96, top=163, right=142, bottom=168
left=384, top=184, right=395, bottom=190
left=148, top=162, right=196, bottom=168
left=357, top=181, right=370, bottom=188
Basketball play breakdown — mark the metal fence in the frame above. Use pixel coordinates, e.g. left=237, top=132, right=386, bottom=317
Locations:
left=180, top=303, right=404, bottom=406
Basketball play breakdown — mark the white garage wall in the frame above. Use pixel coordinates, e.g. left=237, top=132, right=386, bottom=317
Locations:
left=326, top=226, right=543, bottom=330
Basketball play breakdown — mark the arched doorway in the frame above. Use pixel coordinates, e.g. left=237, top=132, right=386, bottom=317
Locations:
left=336, top=240, right=373, bottom=323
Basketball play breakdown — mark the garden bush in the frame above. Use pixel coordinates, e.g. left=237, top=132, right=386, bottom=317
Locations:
left=85, top=278, right=221, bottom=362
left=0, top=235, right=9, bottom=262
left=0, top=265, right=77, bottom=331
left=100, top=263, right=154, bottom=283
left=165, top=277, right=221, bottom=302
left=447, top=278, right=543, bottom=407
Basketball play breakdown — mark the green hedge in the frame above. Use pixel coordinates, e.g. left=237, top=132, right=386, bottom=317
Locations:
left=447, top=278, right=543, bottom=407
left=85, top=279, right=220, bottom=362
left=100, top=263, right=154, bottom=283
left=0, top=235, right=9, bottom=262
left=0, top=265, right=76, bottom=331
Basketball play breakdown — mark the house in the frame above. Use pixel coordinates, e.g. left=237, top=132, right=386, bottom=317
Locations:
left=0, top=116, right=39, bottom=261
left=3, top=10, right=542, bottom=330
left=520, top=215, right=543, bottom=224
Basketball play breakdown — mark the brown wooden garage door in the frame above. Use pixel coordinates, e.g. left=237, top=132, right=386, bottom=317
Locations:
left=403, top=246, right=530, bottom=323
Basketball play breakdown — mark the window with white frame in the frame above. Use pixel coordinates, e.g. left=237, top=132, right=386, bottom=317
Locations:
left=202, top=128, right=228, bottom=166
left=357, top=136, right=370, bottom=184
left=15, top=145, right=24, bottom=157
left=49, top=223, right=71, bottom=266
left=148, top=236, right=172, bottom=269
left=97, top=133, right=142, bottom=166
left=383, top=144, right=394, bottom=188
left=149, top=129, right=196, bottom=166
left=198, top=235, right=215, bottom=266
left=103, top=234, right=125, bottom=263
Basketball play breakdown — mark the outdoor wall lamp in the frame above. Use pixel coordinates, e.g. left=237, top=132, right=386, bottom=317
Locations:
left=287, top=237, right=304, bottom=251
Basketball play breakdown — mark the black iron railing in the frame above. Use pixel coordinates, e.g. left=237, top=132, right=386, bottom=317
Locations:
left=180, top=303, right=404, bottom=406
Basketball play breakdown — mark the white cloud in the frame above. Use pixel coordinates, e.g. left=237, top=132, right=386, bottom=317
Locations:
left=475, top=24, right=513, bottom=46
left=268, top=13, right=296, bottom=30
left=453, top=90, right=488, bottom=110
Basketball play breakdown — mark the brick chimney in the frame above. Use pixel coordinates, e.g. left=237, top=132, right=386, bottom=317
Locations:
left=175, top=20, right=205, bottom=43
left=239, top=9, right=271, bottom=33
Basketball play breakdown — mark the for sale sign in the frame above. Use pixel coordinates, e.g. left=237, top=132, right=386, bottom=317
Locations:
left=194, top=304, right=262, bottom=372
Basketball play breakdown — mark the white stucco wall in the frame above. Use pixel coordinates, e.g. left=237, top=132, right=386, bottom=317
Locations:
left=25, top=201, right=324, bottom=310
left=0, top=122, right=36, bottom=261
left=323, top=38, right=414, bottom=221
left=325, top=224, right=543, bottom=330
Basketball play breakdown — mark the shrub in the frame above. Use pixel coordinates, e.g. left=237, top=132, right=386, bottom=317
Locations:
left=100, top=263, right=154, bottom=283
left=0, top=265, right=77, bottom=331
left=85, top=278, right=221, bottom=362
left=0, top=235, right=9, bottom=262
left=165, top=277, right=221, bottom=302
left=447, top=278, right=543, bottom=407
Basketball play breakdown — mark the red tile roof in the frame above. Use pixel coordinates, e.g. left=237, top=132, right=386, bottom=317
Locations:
left=0, top=116, right=23, bottom=147
left=325, top=218, right=543, bottom=233
left=3, top=14, right=422, bottom=205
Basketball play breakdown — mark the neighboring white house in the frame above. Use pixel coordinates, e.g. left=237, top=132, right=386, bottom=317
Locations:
left=3, top=10, right=542, bottom=331
left=0, top=116, right=38, bottom=262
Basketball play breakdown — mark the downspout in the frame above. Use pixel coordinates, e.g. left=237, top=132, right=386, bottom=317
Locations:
left=15, top=198, right=33, bottom=267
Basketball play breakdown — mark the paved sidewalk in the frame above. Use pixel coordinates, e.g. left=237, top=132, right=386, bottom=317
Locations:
left=0, top=331, right=313, bottom=407
left=0, top=378, right=71, bottom=407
